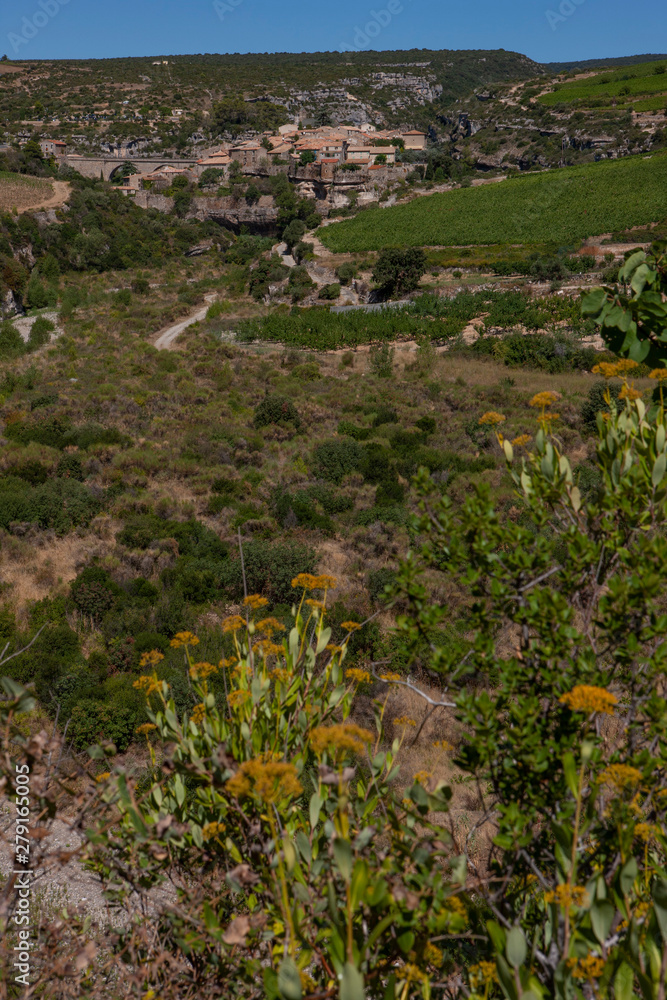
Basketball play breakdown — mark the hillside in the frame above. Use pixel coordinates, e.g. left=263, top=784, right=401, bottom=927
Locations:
left=319, top=152, right=667, bottom=251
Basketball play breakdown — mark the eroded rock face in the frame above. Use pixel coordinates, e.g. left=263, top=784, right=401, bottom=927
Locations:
left=1, top=289, right=24, bottom=319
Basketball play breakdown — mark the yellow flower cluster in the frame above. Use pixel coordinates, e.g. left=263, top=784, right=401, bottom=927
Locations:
left=191, top=703, right=206, bottom=726
left=511, top=434, right=532, bottom=448
left=559, top=685, right=618, bottom=715
left=139, top=649, right=164, bottom=668
left=227, top=690, right=251, bottom=709
left=649, top=368, right=667, bottom=381
left=433, top=739, right=455, bottom=752
left=136, top=722, right=157, bottom=735
left=255, top=617, right=286, bottom=635
left=310, top=723, right=374, bottom=757
left=592, top=359, right=638, bottom=378
left=133, top=674, right=162, bottom=696
left=341, top=621, right=362, bottom=631
left=252, top=640, right=284, bottom=658
left=95, top=772, right=111, bottom=783
left=393, top=716, right=417, bottom=727
left=544, top=884, right=589, bottom=909
left=222, top=615, right=246, bottom=634
left=478, top=411, right=506, bottom=426
left=446, top=896, right=467, bottom=919
left=226, top=759, right=302, bottom=804
left=600, top=763, right=642, bottom=790
left=396, top=964, right=427, bottom=985
left=423, top=943, right=443, bottom=968
left=202, top=821, right=225, bottom=841
left=634, top=822, right=656, bottom=843
left=530, top=391, right=560, bottom=408
left=345, top=668, right=371, bottom=685
left=325, top=644, right=344, bottom=655
left=306, top=598, right=326, bottom=610
left=618, top=383, right=643, bottom=402
left=469, top=961, right=498, bottom=986
left=380, top=671, right=403, bottom=684
left=567, top=955, right=605, bottom=982
left=270, top=666, right=292, bottom=685
left=291, top=573, right=337, bottom=590
left=189, top=661, right=219, bottom=680
left=170, top=631, right=199, bottom=648
left=243, top=594, right=268, bottom=610
left=413, top=770, right=432, bottom=786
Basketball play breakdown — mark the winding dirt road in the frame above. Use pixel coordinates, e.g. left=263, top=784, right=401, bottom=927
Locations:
left=153, top=293, right=217, bottom=350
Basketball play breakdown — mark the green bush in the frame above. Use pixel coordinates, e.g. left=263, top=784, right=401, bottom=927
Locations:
left=581, top=379, right=622, bottom=431
left=220, top=540, right=317, bottom=604
left=312, top=439, right=364, bottom=484
left=70, top=567, right=124, bottom=621
left=56, top=454, right=84, bottom=481
left=0, top=321, right=25, bottom=358
left=254, top=394, right=301, bottom=429
left=318, top=283, right=340, bottom=300
left=27, top=316, right=55, bottom=350
left=0, top=476, right=101, bottom=533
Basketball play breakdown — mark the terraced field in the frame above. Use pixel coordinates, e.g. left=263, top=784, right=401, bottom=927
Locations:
left=539, top=58, right=667, bottom=109
left=320, top=153, right=667, bottom=251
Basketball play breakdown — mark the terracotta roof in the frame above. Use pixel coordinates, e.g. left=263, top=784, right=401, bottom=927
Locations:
left=404, top=130, right=427, bottom=135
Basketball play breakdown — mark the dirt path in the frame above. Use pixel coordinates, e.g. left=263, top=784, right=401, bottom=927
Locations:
left=153, top=293, right=216, bottom=350
left=16, top=180, right=71, bottom=215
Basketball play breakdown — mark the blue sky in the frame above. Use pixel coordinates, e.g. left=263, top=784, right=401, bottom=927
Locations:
left=1, top=0, right=665, bottom=64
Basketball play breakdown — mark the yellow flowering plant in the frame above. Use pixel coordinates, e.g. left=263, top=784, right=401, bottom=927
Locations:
left=85, top=572, right=459, bottom=1000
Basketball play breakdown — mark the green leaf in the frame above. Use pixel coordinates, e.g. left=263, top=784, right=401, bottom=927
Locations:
left=397, top=931, right=415, bottom=954
left=295, top=830, right=312, bottom=866
left=333, top=838, right=353, bottom=881
left=653, top=452, right=666, bottom=488
left=316, top=627, right=332, bottom=654
left=486, top=919, right=506, bottom=954
left=614, top=961, right=634, bottom=1000
left=277, top=956, right=302, bottom=1000
left=264, top=968, right=279, bottom=1000
left=202, top=900, right=219, bottom=933
left=340, top=962, right=365, bottom=1000
left=562, top=752, right=579, bottom=798
left=619, top=857, right=638, bottom=897
left=506, top=926, right=527, bottom=969
left=174, top=774, right=186, bottom=808
left=653, top=878, right=667, bottom=942
left=309, top=792, right=322, bottom=831
left=590, top=899, right=614, bottom=944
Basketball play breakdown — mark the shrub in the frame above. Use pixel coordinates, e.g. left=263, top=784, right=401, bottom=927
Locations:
left=318, top=283, right=340, bottom=300
left=0, top=477, right=100, bottom=534
left=372, top=247, right=427, bottom=297
left=312, top=439, right=364, bottom=484
left=581, top=379, right=622, bottom=431
left=371, top=405, right=399, bottom=427
left=335, top=262, right=356, bottom=285
left=369, top=343, right=394, bottom=378
left=0, top=321, right=25, bottom=359
left=220, top=540, right=317, bottom=604
left=12, top=460, right=49, bottom=485
left=56, top=454, right=84, bottom=481
left=27, top=316, right=55, bottom=350
left=70, top=567, right=124, bottom=621
left=254, top=394, right=301, bottom=429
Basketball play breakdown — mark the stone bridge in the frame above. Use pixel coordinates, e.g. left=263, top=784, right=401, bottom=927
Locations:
left=63, top=155, right=200, bottom=182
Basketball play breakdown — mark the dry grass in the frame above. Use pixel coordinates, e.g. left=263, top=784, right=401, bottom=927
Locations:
left=0, top=171, right=54, bottom=212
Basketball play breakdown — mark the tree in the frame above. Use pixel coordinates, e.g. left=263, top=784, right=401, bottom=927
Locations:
left=582, top=240, right=667, bottom=365
left=299, top=149, right=316, bottom=166
left=372, top=247, right=427, bottom=298
left=282, top=218, right=307, bottom=250
left=244, top=183, right=260, bottom=205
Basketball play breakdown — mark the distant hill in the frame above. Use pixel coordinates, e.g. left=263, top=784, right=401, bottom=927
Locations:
left=545, top=53, right=667, bottom=73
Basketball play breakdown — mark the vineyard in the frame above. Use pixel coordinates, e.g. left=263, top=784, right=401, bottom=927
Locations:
left=238, top=290, right=587, bottom=349
left=320, top=153, right=667, bottom=252
left=539, top=58, right=667, bottom=108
